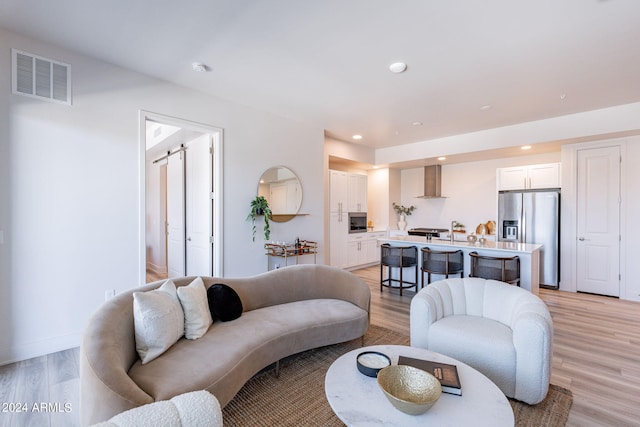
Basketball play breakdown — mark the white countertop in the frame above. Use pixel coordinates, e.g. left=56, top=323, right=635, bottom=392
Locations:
left=381, top=235, right=542, bottom=254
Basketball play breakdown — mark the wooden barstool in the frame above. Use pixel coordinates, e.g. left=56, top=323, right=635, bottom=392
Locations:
left=469, top=251, right=520, bottom=286
left=380, top=243, right=418, bottom=296
left=420, top=247, right=464, bottom=287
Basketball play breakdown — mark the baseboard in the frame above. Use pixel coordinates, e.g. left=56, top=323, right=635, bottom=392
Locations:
left=0, top=331, right=81, bottom=366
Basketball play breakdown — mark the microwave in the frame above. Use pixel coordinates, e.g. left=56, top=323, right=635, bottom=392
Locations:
left=348, top=212, right=367, bottom=233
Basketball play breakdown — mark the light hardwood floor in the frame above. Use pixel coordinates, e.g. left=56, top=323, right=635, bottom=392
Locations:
left=1, top=266, right=639, bottom=426
left=356, top=265, right=640, bottom=427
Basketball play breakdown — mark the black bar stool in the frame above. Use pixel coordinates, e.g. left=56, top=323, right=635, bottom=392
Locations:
left=380, top=243, right=418, bottom=296
left=420, top=247, right=464, bottom=287
left=469, top=251, right=520, bottom=286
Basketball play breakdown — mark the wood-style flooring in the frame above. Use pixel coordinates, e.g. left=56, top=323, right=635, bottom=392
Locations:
left=356, top=265, right=640, bottom=427
left=1, top=266, right=639, bottom=426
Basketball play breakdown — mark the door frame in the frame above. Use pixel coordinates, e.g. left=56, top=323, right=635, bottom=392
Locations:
left=560, top=138, right=627, bottom=297
left=139, top=110, right=224, bottom=284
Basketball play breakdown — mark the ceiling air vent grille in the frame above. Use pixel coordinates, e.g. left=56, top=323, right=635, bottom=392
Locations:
left=12, top=49, right=72, bottom=105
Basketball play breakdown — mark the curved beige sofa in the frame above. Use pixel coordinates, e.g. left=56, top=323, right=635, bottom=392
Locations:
left=80, top=264, right=370, bottom=426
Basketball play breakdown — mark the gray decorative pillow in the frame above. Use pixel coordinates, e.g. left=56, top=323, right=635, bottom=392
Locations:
left=177, top=277, right=213, bottom=340
left=133, top=279, right=185, bottom=364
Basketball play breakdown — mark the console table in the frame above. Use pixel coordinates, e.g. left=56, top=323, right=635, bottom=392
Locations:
left=265, top=240, right=317, bottom=270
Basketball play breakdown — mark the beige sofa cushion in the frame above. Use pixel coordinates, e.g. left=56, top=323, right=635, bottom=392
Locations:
left=129, top=298, right=368, bottom=402
left=133, top=280, right=185, bottom=364
left=177, top=277, right=213, bottom=339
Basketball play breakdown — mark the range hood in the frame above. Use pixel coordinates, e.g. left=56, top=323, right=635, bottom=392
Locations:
left=417, top=165, right=446, bottom=198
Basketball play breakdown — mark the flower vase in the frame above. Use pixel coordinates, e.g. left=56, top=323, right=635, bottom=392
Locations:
left=397, top=214, right=407, bottom=231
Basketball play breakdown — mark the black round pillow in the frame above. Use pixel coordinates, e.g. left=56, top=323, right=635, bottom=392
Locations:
left=207, top=283, right=243, bottom=322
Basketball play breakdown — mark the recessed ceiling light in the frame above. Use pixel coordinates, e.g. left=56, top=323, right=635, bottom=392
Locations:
left=480, top=104, right=492, bottom=111
left=521, top=145, right=532, bottom=150
left=412, top=121, right=423, bottom=126
left=389, top=62, right=407, bottom=73
left=438, top=157, right=446, bottom=161
left=192, top=62, right=208, bottom=72
left=352, top=134, right=363, bottom=140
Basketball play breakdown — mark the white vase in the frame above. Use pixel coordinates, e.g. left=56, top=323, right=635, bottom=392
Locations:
left=397, top=214, right=407, bottom=231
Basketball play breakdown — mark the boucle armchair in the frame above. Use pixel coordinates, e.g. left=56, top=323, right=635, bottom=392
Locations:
left=410, top=277, right=553, bottom=404
left=91, top=391, right=222, bottom=427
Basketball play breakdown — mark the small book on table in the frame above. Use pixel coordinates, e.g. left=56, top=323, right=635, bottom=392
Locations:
left=398, top=355, right=462, bottom=396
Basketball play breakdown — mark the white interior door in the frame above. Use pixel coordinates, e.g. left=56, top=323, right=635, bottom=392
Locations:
left=185, top=134, right=213, bottom=276
left=576, top=146, right=620, bottom=296
left=166, top=151, right=185, bottom=277
left=269, top=183, right=288, bottom=214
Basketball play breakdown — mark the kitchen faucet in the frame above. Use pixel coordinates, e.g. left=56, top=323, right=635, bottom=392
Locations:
left=450, top=220, right=457, bottom=243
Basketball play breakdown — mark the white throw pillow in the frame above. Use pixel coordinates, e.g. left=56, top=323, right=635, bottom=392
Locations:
left=133, top=279, right=185, bottom=364
left=177, top=277, right=213, bottom=340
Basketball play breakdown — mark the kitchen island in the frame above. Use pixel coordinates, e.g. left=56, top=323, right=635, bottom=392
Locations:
left=380, top=235, right=541, bottom=294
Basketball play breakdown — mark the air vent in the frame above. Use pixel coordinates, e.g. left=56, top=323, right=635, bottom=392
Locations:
left=12, top=49, right=71, bottom=105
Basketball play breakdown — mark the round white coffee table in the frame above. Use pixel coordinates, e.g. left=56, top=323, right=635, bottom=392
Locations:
left=325, top=345, right=514, bottom=427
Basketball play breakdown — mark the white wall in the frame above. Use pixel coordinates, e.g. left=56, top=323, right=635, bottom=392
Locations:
left=397, top=152, right=561, bottom=231
left=366, top=169, right=390, bottom=230
left=325, top=137, right=375, bottom=165
left=0, top=28, right=325, bottom=364
left=623, top=140, right=640, bottom=301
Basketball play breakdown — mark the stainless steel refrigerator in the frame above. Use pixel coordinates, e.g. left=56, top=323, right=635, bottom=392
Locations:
left=498, top=189, right=560, bottom=289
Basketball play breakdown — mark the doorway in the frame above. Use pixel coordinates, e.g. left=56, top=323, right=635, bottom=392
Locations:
left=140, top=111, right=223, bottom=283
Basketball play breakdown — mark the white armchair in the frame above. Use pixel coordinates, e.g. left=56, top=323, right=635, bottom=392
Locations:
left=410, top=277, right=553, bottom=404
left=90, top=391, right=222, bottom=427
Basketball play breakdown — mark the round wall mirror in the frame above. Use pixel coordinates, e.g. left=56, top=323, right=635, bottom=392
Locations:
left=258, top=166, right=302, bottom=222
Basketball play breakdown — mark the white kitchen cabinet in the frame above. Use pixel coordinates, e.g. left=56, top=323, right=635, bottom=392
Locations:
left=347, top=173, right=367, bottom=212
left=347, top=236, right=368, bottom=267
left=330, top=212, right=349, bottom=268
left=528, top=163, right=561, bottom=189
left=365, top=231, right=386, bottom=263
left=331, top=170, right=372, bottom=268
left=497, top=163, right=560, bottom=190
left=347, top=231, right=386, bottom=268
left=330, top=170, right=348, bottom=213
left=329, top=170, right=349, bottom=268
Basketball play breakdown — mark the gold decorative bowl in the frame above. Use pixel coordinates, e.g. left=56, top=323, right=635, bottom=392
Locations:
left=377, top=365, right=442, bottom=415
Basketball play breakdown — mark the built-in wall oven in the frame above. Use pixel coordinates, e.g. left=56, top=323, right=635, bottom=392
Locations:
left=348, top=212, right=367, bottom=233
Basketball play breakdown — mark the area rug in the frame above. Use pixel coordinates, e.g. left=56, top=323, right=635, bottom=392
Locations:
left=222, top=325, right=572, bottom=426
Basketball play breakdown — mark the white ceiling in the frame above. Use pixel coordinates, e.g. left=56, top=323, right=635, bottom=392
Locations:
left=2, top=0, right=639, bottom=150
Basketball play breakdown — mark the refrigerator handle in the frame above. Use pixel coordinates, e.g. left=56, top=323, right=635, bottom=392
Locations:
left=521, top=205, right=526, bottom=242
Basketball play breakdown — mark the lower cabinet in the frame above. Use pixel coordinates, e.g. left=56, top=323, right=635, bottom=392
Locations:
left=347, top=232, right=386, bottom=268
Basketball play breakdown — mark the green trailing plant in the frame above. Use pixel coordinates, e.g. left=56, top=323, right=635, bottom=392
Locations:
left=247, top=196, right=272, bottom=241
left=392, top=202, right=416, bottom=216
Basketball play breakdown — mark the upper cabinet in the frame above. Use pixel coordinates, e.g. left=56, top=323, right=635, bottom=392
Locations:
left=347, top=173, right=368, bottom=212
left=497, top=163, right=561, bottom=191
left=330, top=170, right=348, bottom=213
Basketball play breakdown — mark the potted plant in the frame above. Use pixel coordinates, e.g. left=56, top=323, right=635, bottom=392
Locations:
left=452, top=221, right=465, bottom=233
left=247, top=196, right=272, bottom=241
left=392, top=202, right=416, bottom=230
